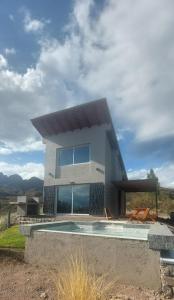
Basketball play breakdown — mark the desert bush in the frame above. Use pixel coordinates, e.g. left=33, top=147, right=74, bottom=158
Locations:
left=126, top=192, right=156, bottom=211
left=126, top=190, right=174, bottom=215
left=56, top=254, right=112, bottom=300
left=158, top=191, right=174, bottom=215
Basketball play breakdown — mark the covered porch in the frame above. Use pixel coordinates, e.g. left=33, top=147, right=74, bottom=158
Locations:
left=113, top=179, right=159, bottom=216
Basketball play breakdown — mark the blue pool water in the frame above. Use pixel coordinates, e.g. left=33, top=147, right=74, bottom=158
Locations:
left=38, top=222, right=150, bottom=240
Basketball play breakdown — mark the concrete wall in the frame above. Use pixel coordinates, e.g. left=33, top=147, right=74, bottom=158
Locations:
left=105, top=135, right=123, bottom=183
left=17, top=204, right=26, bottom=216
left=44, top=124, right=109, bottom=186
left=105, top=134, right=124, bottom=215
left=25, top=231, right=161, bottom=290
left=17, top=196, right=27, bottom=203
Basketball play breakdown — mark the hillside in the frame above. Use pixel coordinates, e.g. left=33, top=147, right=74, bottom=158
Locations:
left=0, top=172, right=43, bottom=197
left=0, top=171, right=173, bottom=214
left=126, top=187, right=174, bottom=215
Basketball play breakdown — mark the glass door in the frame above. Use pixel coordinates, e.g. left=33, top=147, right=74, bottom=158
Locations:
left=57, top=184, right=90, bottom=214
left=73, top=185, right=89, bottom=214
left=57, top=185, right=72, bottom=213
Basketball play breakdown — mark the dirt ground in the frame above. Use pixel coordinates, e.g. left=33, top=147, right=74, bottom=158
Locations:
left=0, top=253, right=164, bottom=300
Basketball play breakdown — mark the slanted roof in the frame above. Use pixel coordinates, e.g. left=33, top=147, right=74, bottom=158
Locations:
left=31, top=98, right=112, bottom=137
left=113, top=179, right=158, bottom=192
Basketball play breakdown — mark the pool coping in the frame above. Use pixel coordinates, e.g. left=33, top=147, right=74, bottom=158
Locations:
left=36, top=227, right=149, bottom=241
left=20, top=220, right=149, bottom=236
left=148, top=222, right=174, bottom=250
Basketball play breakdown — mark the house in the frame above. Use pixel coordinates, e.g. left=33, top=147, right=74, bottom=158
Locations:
left=16, top=196, right=42, bottom=217
left=31, top=98, right=127, bottom=217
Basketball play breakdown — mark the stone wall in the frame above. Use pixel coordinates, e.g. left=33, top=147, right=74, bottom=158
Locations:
left=161, top=263, right=174, bottom=299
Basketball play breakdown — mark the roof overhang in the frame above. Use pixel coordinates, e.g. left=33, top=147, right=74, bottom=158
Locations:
left=113, top=179, right=158, bottom=192
left=31, top=98, right=112, bottom=137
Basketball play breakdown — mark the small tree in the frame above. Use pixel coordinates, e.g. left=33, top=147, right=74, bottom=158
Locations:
left=147, top=169, right=158, bottom=181
left=147, top=169, right=159, bottom=212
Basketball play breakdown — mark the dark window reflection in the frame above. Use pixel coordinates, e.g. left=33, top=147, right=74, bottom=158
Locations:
left=59, top=148, right=73, bottom=166
left=73, top=184, right=89, bottom=214
left=74, top=145, right=89, bottom=164
left=57, top=144, right=90, bottom=166
left=57, top=184, right=90, bottom=214
left=57, top=185, right=72, bottom=213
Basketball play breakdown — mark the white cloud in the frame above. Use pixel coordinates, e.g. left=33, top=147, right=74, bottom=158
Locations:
left=23, top=10, right=48, bottom=33
left=1, top=0, right=173, bottom=147
left=4, top=48, right=16, bottom=56
left=0, top=54, right=7, bottom=69
left=0, top=0, right=173, bottom=185
left=9, top=14, right=14, bottom=22
left=0, top=162, right=44, bottom=179
left=37, top=0, right=174, bottom=142
left=128, top=163, right=174, bottom=188
left=128, top=168, right=148, bottom=180
left=0, top=139, right=44, bottom=155
left=117, top=128, right=132, bottom=141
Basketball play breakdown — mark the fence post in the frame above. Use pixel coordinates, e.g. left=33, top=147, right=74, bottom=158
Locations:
left=7, top=206, right=11, bottom=228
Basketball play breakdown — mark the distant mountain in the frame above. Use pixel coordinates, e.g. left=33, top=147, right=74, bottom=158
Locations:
left=0, top=172, right=43, bottom=197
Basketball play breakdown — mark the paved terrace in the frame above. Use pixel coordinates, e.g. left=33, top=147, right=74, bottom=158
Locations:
left=18, top=215, right=129, bottom=224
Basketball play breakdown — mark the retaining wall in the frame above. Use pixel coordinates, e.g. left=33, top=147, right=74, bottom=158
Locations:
left=24, top=231, right=161, bottom=290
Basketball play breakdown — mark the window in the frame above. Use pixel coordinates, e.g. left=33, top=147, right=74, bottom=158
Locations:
left=57, top=144, right=90, bottom=166
left=57, top=185, right=72, bottom=213
left=74, top=145, right=89, bottom=164
left=59, top=148, right=73, bottom=166
left=57, top=184, right=90, bottom=214
left=73, top=184, right=89, bottom=214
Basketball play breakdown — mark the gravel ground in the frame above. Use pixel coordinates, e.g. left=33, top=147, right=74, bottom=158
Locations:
left=0, top=253, right=164, bottom=300
left=0, top=255, right=57, bottom=300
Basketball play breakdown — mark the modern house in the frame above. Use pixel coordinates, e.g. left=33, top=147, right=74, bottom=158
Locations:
left=31, top=98, right=127, bottom=217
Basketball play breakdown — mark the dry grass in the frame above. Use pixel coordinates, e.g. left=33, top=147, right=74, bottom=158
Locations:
left=56, top=254, right=112, bottom=300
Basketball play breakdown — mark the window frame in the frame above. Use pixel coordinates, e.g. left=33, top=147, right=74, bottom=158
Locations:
left=58, top=146, right=73, bottom=166
left=56, top=184, right=90, bottom=215
left=57, top=143, right=91, bottom=167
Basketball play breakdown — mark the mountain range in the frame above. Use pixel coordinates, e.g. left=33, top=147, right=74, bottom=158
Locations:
left=0, top=172, right=43, bottom=197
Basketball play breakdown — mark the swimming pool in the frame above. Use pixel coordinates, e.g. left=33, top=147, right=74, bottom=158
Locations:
left=37, top=221, right=150, bottom=240
left=21, top=221, right=174, bottom=290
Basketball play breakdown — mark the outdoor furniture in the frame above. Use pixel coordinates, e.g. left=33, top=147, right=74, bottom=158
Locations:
left=128, top=207, right=157, bottom=222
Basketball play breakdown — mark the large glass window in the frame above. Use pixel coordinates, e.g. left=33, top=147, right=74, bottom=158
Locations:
left=57, top=144, right=90, bottom=166
left=57, top=185, right=72, bottom=213
left=57, top=184, right=90, bottom=214
left=73, top=185, right=89, bottom=214
left=74, top=145, right=89, bottom=164
left=59, top=148, right=73, bottom=166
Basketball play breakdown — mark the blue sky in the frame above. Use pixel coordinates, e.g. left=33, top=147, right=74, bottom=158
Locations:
left=0, top=1, right=72, bottom=72
left=0, top=0, right=173, bottom=187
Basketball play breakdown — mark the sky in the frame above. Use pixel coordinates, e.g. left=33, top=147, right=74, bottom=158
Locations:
left=0, top=0, right=173, bottom=187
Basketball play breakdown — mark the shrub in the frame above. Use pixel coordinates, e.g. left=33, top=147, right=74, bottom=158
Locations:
left=56, top=254, right=111, bottom=300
